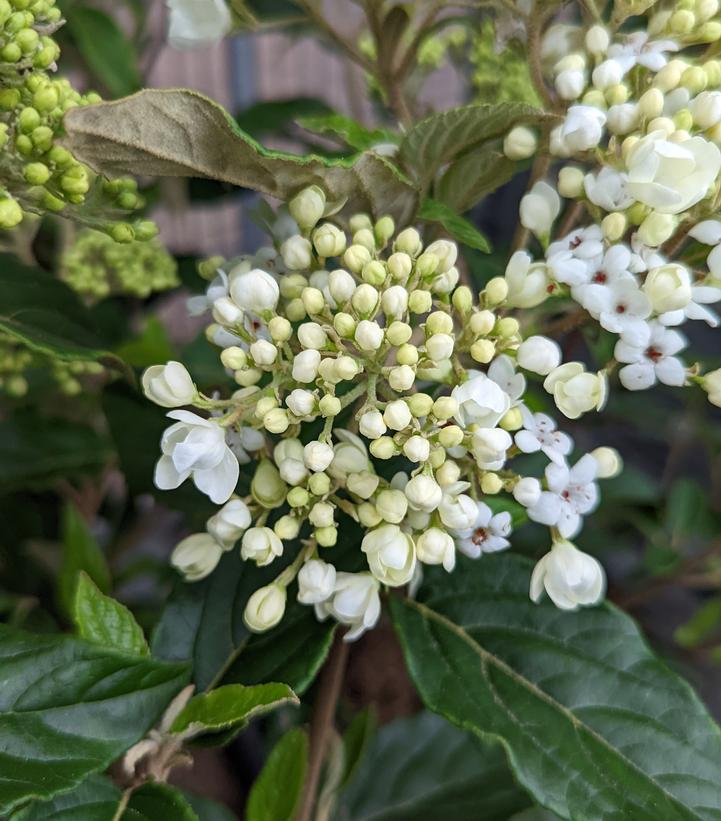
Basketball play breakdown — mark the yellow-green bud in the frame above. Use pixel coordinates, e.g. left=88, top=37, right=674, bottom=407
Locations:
left=264, top=408, right=289, bottom=434
left=452, top=285, right=473, bottom=315
left=358, top=502, right=382, bottom=527
left=252, top=459, right=287, bottom=509
left=670, top=9, right=695, bottom=32
left=362, top=260, right=386, bottom=286
left=0, top=88, right=20, bottom=109
left=386, top=320, right=412, bottom=346
left=638, top=88, right=664, bottom=119
left=426, top=311, right=453, bottom=336
left=286, top=298, right=306, bottom=322
left=605, top=83, right=629, bottom=106
left=429, top=448, right=446, bottom=469
left=351, top=283, right=378, bottom=315
left=374, top=215, right=395, bottom=246
left=313, top=222, right=346, bottom=257
left=387, top=252, right=412, bottom=281
left=302, top=286, right=325, bottom=315
left=484, top=277, right=509, bottom=306
left=415, top=251, right=439, bottom=278
left=499, top=407, right=523, bottom=431
left=309, top=472, right=331, bottom=496
left=408, top=289, right=432, bottom=314
left=280, top=273, right=307, bottom=299
left=480, top=473, right=503, bottom=494
left=33, top=85, right=58, bottom=112
left=602, top=212, right=627, bottom=242
left=369, top=436, right=397, bottom=459
left=394, top=226, right=423, bottom=256
left=335, top=355, right=360, bottom=380
left=269, top=316, right=292, bottom=342
left=558, top=166, right=585, bottom=198
left=334, top=311, right=356, bottom=337
left=470, top=309, right=496, bottom=336
left=408, top=392, right=433, bottom=417
left=274, top=514, right=301, bottom=540
left=255, top=396, right=278, bottom=419
left=432, top=396, right=457, bottom=420
left=397, top=343, right=418, bottom=365
left=315, top=526, right=337, bottom=547
left=24, top=162, right=50, bottom=185
left=681, top=66, right=707, bottom=94
left=496, top=317, right=519, bottom=337
left=220, top=346, right=247, bottom=370
left=349, top=213, right=372, bottom=233
left=18, top=106, right=40, bottom=132
left=319, top=394, right=341, bottom=416
left=438, top=425, right=463, bottom=448
left=110, top=223, right=135, bottom=243
left=289, top=185, right=326, bottom=230
left=0, top=198, right=23, bottom=228
left=287, top=486, right=310, bottom=508
left=343, top=243, right=372, bottom=273
left=470, top=339, right=495, bottom=363
left=352, top=228, right=376, bottom=252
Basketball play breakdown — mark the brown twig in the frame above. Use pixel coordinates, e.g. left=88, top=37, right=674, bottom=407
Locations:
left=662, top=220, right=693, bottom=259
left=297, top=632, right=349, bottom=821
left=296, top=0, right=373, bottom=72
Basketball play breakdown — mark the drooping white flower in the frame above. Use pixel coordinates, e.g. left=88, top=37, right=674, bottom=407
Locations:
left=560, top=105, right=606, bottom=152
left=515, top=408, right=573, bottom=465
left=578, top=278, right=652, bottom=346
left=615, top=322, right=687, bottom=390
left=229, top=268, right=280, bottom=314
left=543, top=363, right=608, bottom=419
left=244, top=583, right=286, bottom=632
left=362, top=524, right=416, bottom=586
left=520, top=181, right=561, bottom=240
left=451, top=372, right=511, bottom=429
left=297, top=559, right=337, bottom=605
left=530, top=540, right=605, bottom=610
left=438, top=482, right=478, bottom=531
left=206, top=498, right=252, bottom=550
left=416, top=528, right=456, bottom=571
left=504, top=251, right=552, bottom=308
left=625, top=131, right=721, bottom=215
left=517, top=336, right=562, bottom=375
left=454, top=501, right=512, bottom=558
left=166, top=0, right=231, bottom=49
left=142, top=362, right=196, bottom=408
left=241, top=526, right=283, bottom=566
left=315, top=572, right=381, bottom=640
left=527, top=454, right=599, bottom=538
left=171, top=533, right=223, bottom=581
left=404, top=474, right=443, bottom=512
left=471, top=428, right=513, bottom=470
left=154, top=411, right=239, bottom=504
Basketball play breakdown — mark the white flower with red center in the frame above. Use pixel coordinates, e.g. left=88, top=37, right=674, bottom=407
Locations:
left=607, top=31, right=678, bottom=73
left=515, top=408, right=574, bottom=465
left=578, top=278, right=651, bottom=346
left=571, top=244, right=636, bottom=303
left=527, top=454, right=599, bottom=539
left=454, top=501, right=512, bottom=558
left=548, top=225, right=604, bottom=263
left=615, top=322, right=687, bottom=390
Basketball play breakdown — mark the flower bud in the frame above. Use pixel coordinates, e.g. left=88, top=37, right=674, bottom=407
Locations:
left=602, top=212, right=627, bottom=242
left=358, top=502, right=383, bottom=527
left=301, top=286, right=325, bottom=315
left=452, top=285, right=473, bottom=315
left=513, top=476, right=542, bottom=507
left=637, top=212, right=676, bottom=247
left=298, top=559, right=336, bottom=604
left=397, top=343, right=419, bottom=365
left=384, top=399, right=412, bottom=430
left=355, top=320, right=384, bottom=351
left=388, top=364, right=416, bottom=392
left=142, top=361, right=195, bottom=407
left=484, top=277, right=509, bottom=306
left=309, top=501, right=335, bottom=528
left=353, top=228, right=376, bottom=252
left=408, top=392, right=434, bottom=417
left=313, top=223, right=346, bottom=257
left=517, top=335, right=561, bottom=375
left=286, top=299, right=306, bottom=322
left=351, top=283, right=379, bottom=315
left=408, top=289, right=432, bottom=314
left=343, top=244, right=372, bottom=273
left=381, top=285, right=409, bottom=318
left=280, top=273, right=307, bottom=299
left=496, top=317, right=520, bottom=337
left=334, top=312, right=356, bottom=337
left=350, top=213, right=373, bottom=233
left=504, top=126, right=537, bottom=160
left=425, top=333, right=454, bottom=362
left=643, top=263, right=692, bottom=312
left=268, top=316, right=292, bottom=342
left=362, top=524, right=416, bottom=586
left=281, top=235, right=313, bottom=270
left=359, top=409, right=387, bottom=439
left=264, top=408, right=289, bottom=434
left=171, top=533, right=222, bottom=581
left=286, top=388, right=316, bottom=419
left=255, top=396, right=278, bottom=420
left=369, top=436, right=397, bottom=459
left=432, top=396, right=458, bottom=420
left=250, top=339, right=278, bottom=366
left=426, top=311, right=453, bottom=335
left=558, top=166, right=585, bottom=198
left=289, top=185, right=326, bottom=230
left=703, top=367, right=721, bottom=406
left=301, top=440, right=333, bottom=473
left=287, top=486, right=310, bottom=508
left=435, top=459, right=460, bottom=486
left=405, top=474, right=443, bottom=512
left=362, top=260, right=386, bottom=286
left=244, top=583, right=286, bottom=632
left=530, top=540, right=605, bottom=611
left=520, top=181, right=561, bottom=240
left=376, top=488, right=408, bottom=524
left=347, top=470, right=380, bottom=499
left=544, top=362, right=607, bottom=419
left=470, top=309, right=496, bottom=336
left=556, top=67, right=585, bottom=100
left=415, top=251, right=439, bottom=278
left=481, top=473, right=504, bottom=494
left=388, top=252, right=412, bottom=281
left=293, top=349, right=321, bottom=383
left=213, top=296, right=243, bottom=326
left=386, top=321, right=412, bottom=347
left=241, top=526, right=283, bottom=566
left=425, top=240, right=458, bottom=274
left=403, top=435, right=430, bottom=463
left=585, top=24, right=609, bottom=55
left=319, top=395, right=341, bottom=416
left=438, top=425, right=464, bottom=448
left=374, top=215, right=395, bottom=246
left=274, top=514, right=301, bottom=540
left=328, top=268, right=356, bottom=303
left=500, top=407, right=523, bottom=431
left=471, top=340, right=496, bottom=364
left=298, top=322, right=328, bottom=350
left=394, top=227, right=423, bottom=257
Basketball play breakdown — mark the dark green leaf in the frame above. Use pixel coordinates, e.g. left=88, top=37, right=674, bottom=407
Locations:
left=10, top=773, right=122, bottom=821
left=339, top=708, right=377, bottom=790
left=0, top=254, right=118, bottom=365
left=115, top=318, right=175, bottom=370
left=391, top=553, right=721, bottom=821
left=247, top=728, right=308, bottom=821
left=171, top=682, right=298, bottom=734
left=437, top=148, right=517, bottom=212
left=417, top=199, right=490, bottom=252
left=236, top=97, right=333, bottom=139
left=73, top=572, right=149, bottom=656
left=124, top=783, right=198, bottom=820
left=338, top=712, right=533, bottom=821
left=65, top=7, right=141, bottom=99
left=183, top=791, right=237, bottom=821
left=63, top=90, right=418, bottom=223
left=0, top=413, right=112, bottom=493
left=0, top=624, right=188, bottom=816
left=298, top=113, right=398, bottom=151
left=59, top=503, right=111, bottom=617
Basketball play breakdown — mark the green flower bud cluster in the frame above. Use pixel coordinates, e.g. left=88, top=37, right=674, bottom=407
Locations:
left=469, top=21, right=540, bottom=107
left=0, top=332, right=32, bottom=396
left=61, top=229, right=178, bottom=301
left=0, top=0, right=155, bottom=237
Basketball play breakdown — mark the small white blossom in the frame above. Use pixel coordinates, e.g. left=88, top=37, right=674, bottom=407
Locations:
left=471, top=428, right=513, bottom=470
left=316, top=572, right=381, bottom=640
left=416, top=528, right=456, bottom=571
left=229, top=268, right=279, bottom=314
left=404, top=474, right=443, bottom=512
left=515, top=409, right=573, bottom=465
left=615, top=322, right=687, bottom=390
left=520, top=181, right=561, bottom=239
left=304, top=440, right=335, bottom=472
left=439, top=482, right=478, bottom=531
left=244, top=583, right=286, bottom=632
left=579, top=278, right=651, bottom=346
left=293, top=349, right=321, bottom=383
left=530, top=540, right=605, bottom=610
left=544, top=363, right=607, bottom=419
left=362, top=524, right=416, bottom=586
left=241, top=526, right=283, bottom=566
left=452, top=372, right=511, bottom=429
left=454, top=501, right=512, bottom=557
left=142, top=362, right=195, bottom=408
left=171, top=533, right=223, bottom=581
left=298, top=559, right=337, bottom=605
left=560, top=105, right=606, bottom=152
left=527, top=454, right=599, bottom=538
left=206, top=499, right=251, bottom=549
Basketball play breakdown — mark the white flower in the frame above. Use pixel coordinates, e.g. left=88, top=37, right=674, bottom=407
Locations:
left=330, top=431, right=369, bottom=478
left=591, top=58, right=624, bottom=90
left=642, top=263, right=692, bottom=313
left=544, top=363, right=608, bottom=419
left=607, top=31, right=677, bottom=73
left=580, top=279, right=651, bottom=346
left=520, top=181, right=561, bottom=239
left=316, top=572, right=381, bottom=640
left=560, top=105, right=606, bottom=152
left=425, top=240, right=458, bottom=273
left=504, top=251, right=552, bottom=308
left=517, top=336, right=562, bottom=375
left=404, top=474, right=443, bottom=512
left=359, top=409, right=387, bottom=440
left=658, top=285, right=721, bottom=328
left=303, top=440, right=334, bottom=472
left=142, top=362, right=195, bottom=408
left=425, top=333, right=454, bottom=362
left=530, top=540, right=605, bottom=610
left=241, top=526, right=283, bottom=566
left=584, top=167, right=633, bottom=211
left=286, top=388, right=316, bottom=418
left=355, top=320, right=384, bottom=351
left=171, top=533, right=223, bottom=581
left=454, top=501, right=512, bottom=558
left=206, top=499, right=251, bottom=549
left=546, top=249, right=590, bottom=287
left=416, top=527, right=456, bottom=571
left=280, top=235, right=313, bottom=270
left=292, top=349, right=321, bottom=383
left=555, top=67, right=585, bottom=100
left=166, top=0, right=231, bottom=49
left=439, top=482, right=478, bottom=531
left=452, top=372, right=511, bottom=429
left=615, top=321, right=687, bottom=390
left=227, top=426, right=265, bottom=464
left=527, top=454, right=599, bottom=538
left=297, top=559, right=336, bottom=605
left=625, top=131, right=721, bottom=214
left=606, top=103, right=638, bottom=135
left=547, top=225, right=604, bottom=263
left=513, top=476, right=542, bottom=507
left=488, top=355, right=526, bottom=405
left=362, top=524, right=416, bottom=586
left=229, top=268, right=279, bottom=314
left=515, top=408, right=573, bottom=465
left=388, top=365, right=415, bottom=392
left=471, top=428, right=512, bottom=470
left=154, top=411, right=239, bottom=504
left=504, top=126, right=537, bottom=160
left=244, top=583, right=286, bottom=632
left=403, top=435, right=430, bottom=463
left=690, top=90, right=721, bottom=129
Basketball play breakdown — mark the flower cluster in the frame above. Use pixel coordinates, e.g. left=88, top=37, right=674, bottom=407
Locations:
left=0, top=0, right=155, bottom=238
left=144, top=184, right=624, bottom=640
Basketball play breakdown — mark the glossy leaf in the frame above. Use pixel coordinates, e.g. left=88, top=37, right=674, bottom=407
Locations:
left=10, top=773, right=122, bottom=821
left=171, top=682, right=298, bottom=734
left=124, top=783, right=198, bottom=820
left=417, top=199, right=490, bottom=252
left=391, top=553, right=721, bottom=821
left=0, top=625, right=188, bottom=816
left=63, top=89, right=418, bottom=223
left=340, top=708, right=377, bottom=790
left=298, top=112, right=398, bottom=151
left=247, top=728, right=308, bottom=821
left=73, top=572, right=149, bottom=656
left=338, top=712, right=533, bottom=821
left=58, top=504, right=111, bottom=617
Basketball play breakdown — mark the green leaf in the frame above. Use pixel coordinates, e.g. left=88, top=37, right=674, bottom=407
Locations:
left=390, top=554, right=721, bottom=821
left=398, top=103, right=549, bottom=193
left=0, top=254, right=118, bottom=365
left=339, top=708, right=377, bottom=790
left=124, top=783, right=198, bottom=820
left=153, top=551, right=334, bottom=694
left=417, top=199, right=490, bottom=253
left=338, top=711, right=534, bottom=821
left=73, top=572, right=149, bottom=656
left=0, top=624, right=188, bottom=816
left=115, top=317, right=175, bottom=370
left=247, top=728, right=308, bottom=821
left=236, top=97, right=333, bottom=139
left=10, top=773, right=122, bottom=821
left=59, top=503, right=111, bottom=617
left=171, top=682, right=298, bottom=735
left=0, top=413, right=112, bottom=493
left=63, top=89, right=418, bottom=223
left=182, top=791, right=237, bottom=821
left=297, top=112, right=399, bottom=152
left=437, top=148, right=517, bottom=212
left=65, top=7, right=141, bottom=99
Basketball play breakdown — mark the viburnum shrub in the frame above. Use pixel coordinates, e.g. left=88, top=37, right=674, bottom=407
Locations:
left=8, top=0, right=721, bottom=819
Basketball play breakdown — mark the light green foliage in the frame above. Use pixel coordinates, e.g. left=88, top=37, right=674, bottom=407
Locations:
left=470, top=21, right=540, bottom=108
left=61, top=229, right=179, bottom=300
